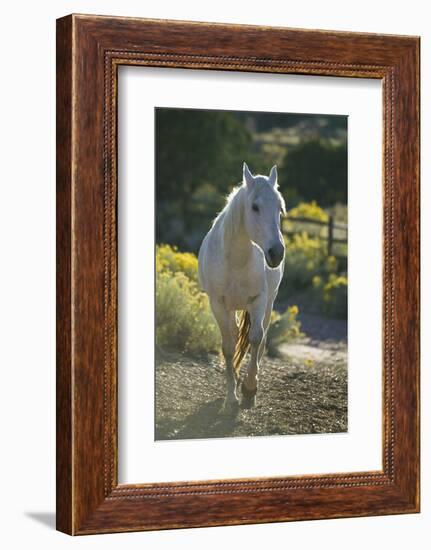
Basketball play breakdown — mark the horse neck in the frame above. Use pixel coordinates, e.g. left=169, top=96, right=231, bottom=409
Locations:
left=222, top=187, right=253, bottom=267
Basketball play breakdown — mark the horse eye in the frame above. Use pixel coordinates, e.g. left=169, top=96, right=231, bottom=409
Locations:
left=252, top=204, right=259, bottom=213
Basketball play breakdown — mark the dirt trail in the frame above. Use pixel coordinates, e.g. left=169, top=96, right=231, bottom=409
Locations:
left=155, top=319, right=347, bottom=440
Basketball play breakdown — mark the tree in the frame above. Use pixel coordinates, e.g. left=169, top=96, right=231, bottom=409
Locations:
left=155, top=108, right=258, bottom=245
left=284, top=139, right=347, bottom=206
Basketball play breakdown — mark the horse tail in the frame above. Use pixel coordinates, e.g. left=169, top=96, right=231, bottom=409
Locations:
left=233, top=311, right=250, bottom=378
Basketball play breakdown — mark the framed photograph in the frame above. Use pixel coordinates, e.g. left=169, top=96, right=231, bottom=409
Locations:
left=56, top=14, right=420, bottom=535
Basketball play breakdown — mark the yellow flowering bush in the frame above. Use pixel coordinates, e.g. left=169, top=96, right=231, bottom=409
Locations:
left=282, top=232, right=338, bottom=291
left=266, top=305, right=303, bottom=356
left=288, top=201, right=329, bottom=222
left=279, top=216, right=347, bottom=318
left=156, top=244, right=304, bottom=355
left=156, top=244, right=199, bottom=283
left=312, top=273, right=347, bottom=318
left=284, top=201, right=329, bottom=238
left=156, top=245, right=219, bottom=354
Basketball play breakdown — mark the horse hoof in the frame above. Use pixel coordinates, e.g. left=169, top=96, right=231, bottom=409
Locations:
left=242, top=395, right=256, bottom=409
left=241, top=381, right=257, bottom=408
left=221, top=398, right=239, bottom=415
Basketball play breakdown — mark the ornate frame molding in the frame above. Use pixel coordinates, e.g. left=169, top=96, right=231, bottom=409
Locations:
left=57, top=15, right=419, bottom=534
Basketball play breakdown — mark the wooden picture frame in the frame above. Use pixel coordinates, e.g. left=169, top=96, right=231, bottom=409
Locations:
left=56, top=14, right=420, bottom=535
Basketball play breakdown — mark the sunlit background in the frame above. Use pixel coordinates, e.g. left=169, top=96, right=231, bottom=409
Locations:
left=154, top=108, right=348, bottom=439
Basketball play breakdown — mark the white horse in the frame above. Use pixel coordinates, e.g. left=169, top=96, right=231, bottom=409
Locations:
left=198, top=163, right=286, bottom=409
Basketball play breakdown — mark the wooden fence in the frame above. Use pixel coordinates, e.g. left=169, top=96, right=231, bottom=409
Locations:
left=282, top=216, right=348, bottom=257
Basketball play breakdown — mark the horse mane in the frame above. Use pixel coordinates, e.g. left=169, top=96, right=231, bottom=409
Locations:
left=212, top=177, right=286, bottom=246
left=212, top=184, right=246, bottom=245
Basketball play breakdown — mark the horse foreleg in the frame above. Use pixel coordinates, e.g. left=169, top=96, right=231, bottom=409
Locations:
left=258, top=300, right=274, bottom=362
left=210, top=299, right=239, bottom=409
left=241, top=295, right=267, bottom=407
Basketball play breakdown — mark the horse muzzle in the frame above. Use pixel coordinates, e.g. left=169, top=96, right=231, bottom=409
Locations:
left=265, top=242, right=285, bottom=268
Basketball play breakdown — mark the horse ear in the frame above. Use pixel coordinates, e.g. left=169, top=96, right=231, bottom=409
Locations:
left=243, top=162, right=255, bottom=188
left=269, top=165, right=278, bottom=186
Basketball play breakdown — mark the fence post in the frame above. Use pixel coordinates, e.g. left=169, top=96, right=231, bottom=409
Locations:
left=328, top=215, right=334, bottom=256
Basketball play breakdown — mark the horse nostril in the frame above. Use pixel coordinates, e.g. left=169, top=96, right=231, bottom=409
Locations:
left=267, top=243, right=284, bottom=266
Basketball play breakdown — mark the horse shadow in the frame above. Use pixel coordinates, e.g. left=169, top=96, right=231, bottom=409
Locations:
left=159, top=397, right=240, bottom=441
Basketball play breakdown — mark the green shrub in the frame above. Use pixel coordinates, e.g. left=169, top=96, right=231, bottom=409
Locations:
left=312, top=274, right=347, bottom=318
left=288, top=200, right=329, bottom=222
left=281, top=232, right=338, bottom=292
left=266, top=305, right=303, bottom=356
left=156, top=245, right=219, bottom=354
left=284, top=201, right=329, bottom=239
left=156, top=269, right=220, bottom=354
left=279, top=225, right=347, bottom=318
left=156, top=243, right=199, bottom=283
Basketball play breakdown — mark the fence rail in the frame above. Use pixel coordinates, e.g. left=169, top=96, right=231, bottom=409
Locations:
left=282, top=215, right=347, bottom=257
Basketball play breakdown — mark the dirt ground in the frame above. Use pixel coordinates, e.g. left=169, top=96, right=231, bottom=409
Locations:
left=155, top=313, right=347, bottom=441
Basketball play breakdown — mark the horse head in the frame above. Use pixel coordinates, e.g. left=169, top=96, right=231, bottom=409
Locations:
left=242, top=163, right=286, bottom=268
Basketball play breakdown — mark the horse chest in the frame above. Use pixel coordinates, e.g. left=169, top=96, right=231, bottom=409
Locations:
left=221, top=274, right=261, bottom=311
